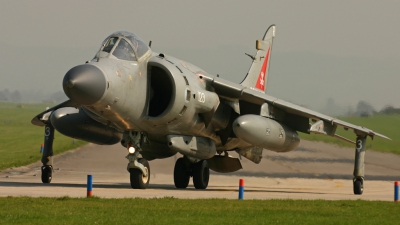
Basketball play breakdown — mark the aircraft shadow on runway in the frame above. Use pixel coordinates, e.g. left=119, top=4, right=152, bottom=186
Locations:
left=211, top=171, right=398, bottom=181
left=0, top=181, right=330, bottom=195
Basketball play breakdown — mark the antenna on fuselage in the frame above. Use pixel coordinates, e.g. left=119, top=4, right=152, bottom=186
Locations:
left=245, top=53, right=255, bottom=61
left=148, top=40, right=152, bottom=48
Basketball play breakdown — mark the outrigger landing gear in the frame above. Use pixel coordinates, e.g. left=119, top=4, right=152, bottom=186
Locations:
left=353, top=135, right=367, bottom=195
left=41, top=123, right=55, bottom=183
left=125, top=131, right=150, bottom=189
left=173, top=157, right=210, bottom=189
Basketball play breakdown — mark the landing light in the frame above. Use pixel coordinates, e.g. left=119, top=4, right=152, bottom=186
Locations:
left=128, top=146, right=136, bottom=154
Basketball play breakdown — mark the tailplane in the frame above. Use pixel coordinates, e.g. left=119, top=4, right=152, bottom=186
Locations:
left=240, top=25, right=275, bottom=93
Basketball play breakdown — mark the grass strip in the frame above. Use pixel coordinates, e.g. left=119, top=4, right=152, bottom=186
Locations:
left=300, top=114, right=400, bottom=155
left=0, top=197, right=399, bottom=224
left=0, top=102, right=86, bottom=171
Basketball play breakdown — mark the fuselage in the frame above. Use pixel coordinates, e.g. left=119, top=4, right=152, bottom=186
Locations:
left=62, top=32, right=252, bottom=155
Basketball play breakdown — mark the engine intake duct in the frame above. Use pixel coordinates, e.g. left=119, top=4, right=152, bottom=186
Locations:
left=167, top=135, right=216, bottom=160
left=233, top=115, right=300, bottom=152
left=50, top=107, right=121, bottom=145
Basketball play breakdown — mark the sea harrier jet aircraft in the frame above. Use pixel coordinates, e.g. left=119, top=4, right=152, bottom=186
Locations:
left=32, top=25, right=389, bottom=195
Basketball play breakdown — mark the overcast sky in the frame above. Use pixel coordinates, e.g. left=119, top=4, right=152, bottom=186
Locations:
left=0, top=0, right=399, bottom=111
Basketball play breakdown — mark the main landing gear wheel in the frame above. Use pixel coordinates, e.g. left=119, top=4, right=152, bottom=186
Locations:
left=174, top=158, right=190, bottom=188
left=129, top=158, right=150, bottom=189
left=353, top=178, right=363, bottom=195
left=192, top=160, right=209, bottom=189
left=41, top=166, right=53, bottom=183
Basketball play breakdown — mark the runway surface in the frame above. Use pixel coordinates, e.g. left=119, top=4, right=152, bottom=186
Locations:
left=0, top=140, right=399, bottom=201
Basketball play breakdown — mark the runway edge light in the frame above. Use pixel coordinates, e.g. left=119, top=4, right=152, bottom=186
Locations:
left=87, top=175, right=93, bottom=197
left=238, top=179, right=244, bottom=200
left=395, top=181, right=399, bottom=202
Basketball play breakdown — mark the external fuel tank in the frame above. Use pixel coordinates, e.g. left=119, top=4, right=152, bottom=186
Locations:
left=232, top=115, right=300, bottom=152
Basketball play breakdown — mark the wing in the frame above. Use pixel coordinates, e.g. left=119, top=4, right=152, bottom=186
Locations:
left=204, top=76, right=390, bottom=142
left=31, top=100, right=80, bottom=126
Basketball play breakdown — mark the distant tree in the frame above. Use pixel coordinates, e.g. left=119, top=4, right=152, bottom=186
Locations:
left=0, top=89, right=10, bottom=101
left=355, top=100, right=376, bottom=117
left=0, top=91, right=6, bottom=101
left=320, top=98, right=347, bottom=116
left=379, top=105, right=400, bottom=115
left=4, top=89, right=10, bottom=101
left=10, top=90, right=21, bottom=102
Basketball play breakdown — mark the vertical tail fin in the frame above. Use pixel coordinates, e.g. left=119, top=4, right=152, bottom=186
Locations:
left=240, top=25, right=275, bottom=93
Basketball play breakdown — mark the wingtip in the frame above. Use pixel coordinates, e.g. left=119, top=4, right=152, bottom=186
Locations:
left=371, top=132, right=391, bottom=140
left=31, top=116, right=45, bottom=127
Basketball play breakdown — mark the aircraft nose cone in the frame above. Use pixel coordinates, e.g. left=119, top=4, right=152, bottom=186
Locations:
left=63, top=64, right=107, bottom=105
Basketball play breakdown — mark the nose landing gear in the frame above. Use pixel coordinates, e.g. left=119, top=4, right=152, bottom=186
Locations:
left=129, top=158, right=150, bottom=189
left=125, top=131, right=150, bottom=189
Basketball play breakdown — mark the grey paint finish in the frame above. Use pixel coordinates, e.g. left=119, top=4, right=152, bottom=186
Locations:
left=167, top=135, right=217, bottom=160
left=240, top=25, right=275, bottom=93
left=353, top=136, right=367, bottom=178
left=33, top=27, right=389, bottom=158
left=31, top=26, right=390, bottom=192
left=51, top=107, right=121, bottom=145
left=232, top=115, right=300, bottom=152
left=63, top=64, right=107, bottom=105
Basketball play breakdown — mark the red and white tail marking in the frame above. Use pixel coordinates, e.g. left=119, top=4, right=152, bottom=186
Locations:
left=255, top=47, right=271, bottom=92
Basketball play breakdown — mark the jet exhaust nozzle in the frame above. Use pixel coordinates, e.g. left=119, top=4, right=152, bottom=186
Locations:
left=63, top=64, right=107, bottom=105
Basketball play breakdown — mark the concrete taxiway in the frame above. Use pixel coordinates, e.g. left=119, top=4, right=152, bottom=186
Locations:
left=0, top=140, right=399, bottom=201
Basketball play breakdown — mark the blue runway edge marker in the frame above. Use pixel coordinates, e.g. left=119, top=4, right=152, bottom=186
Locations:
left=238, top=179, right=244, bottom=200
left=87, top=175, right=93, bottom=197
left=395, top=181, right=399, bottom=202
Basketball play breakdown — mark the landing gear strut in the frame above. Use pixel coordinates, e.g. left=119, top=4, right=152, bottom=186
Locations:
left=41, top=124, right=54, bottom=183
left=353, top=135, right=367, bottom=195
left=173, top=157, right=210, bottom=189
left=125, top=131, right=150, bottom=189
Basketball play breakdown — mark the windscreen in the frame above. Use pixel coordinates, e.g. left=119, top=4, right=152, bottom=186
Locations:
left=103, top=37, right=118, bottom=53
left=112, top=39, right=136, bottom=61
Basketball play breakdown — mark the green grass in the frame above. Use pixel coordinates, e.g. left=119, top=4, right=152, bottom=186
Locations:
left=0, top=102, right=86, bottom=171
left=0, top=197, right=398, bottom=224
left=300, top=114, right=400, bottom=155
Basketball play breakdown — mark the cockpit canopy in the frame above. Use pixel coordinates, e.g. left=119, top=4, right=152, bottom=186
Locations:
left=96, top=31, right=150, bottom=61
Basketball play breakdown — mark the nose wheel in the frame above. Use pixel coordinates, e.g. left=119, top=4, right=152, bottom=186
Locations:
left=125, top=131, right=151, bottom=189
left=129, top=158, right=150, bottom=189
